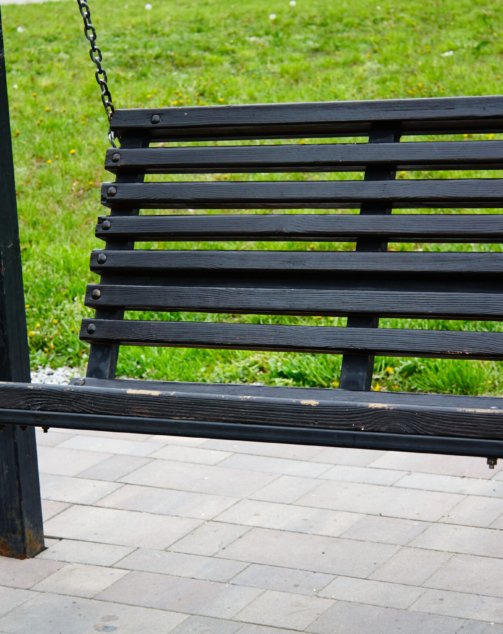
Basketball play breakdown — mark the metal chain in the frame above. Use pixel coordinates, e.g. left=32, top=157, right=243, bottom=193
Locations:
left=75, top=0, right=116, bottom=146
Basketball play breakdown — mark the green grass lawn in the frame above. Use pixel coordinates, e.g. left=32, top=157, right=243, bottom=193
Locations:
left=2, top=0, right=503, bottom=394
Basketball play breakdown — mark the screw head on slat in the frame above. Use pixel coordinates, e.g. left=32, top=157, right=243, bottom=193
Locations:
left=87, top=323, right=97, bottom=334
left=96, top=253, right=107, bottom=264
left=91, top=289, right=102, bottom=300
left=101, top=219, right=111, bottom=230
left=107, top=186, right=117, bottom=197
left=151, top=114, right=161, bottom=124
left=112, top=152, right=121, bottom=163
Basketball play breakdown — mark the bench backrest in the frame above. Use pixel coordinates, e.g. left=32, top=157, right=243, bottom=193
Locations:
left=81, top=96, right=503, bottom=391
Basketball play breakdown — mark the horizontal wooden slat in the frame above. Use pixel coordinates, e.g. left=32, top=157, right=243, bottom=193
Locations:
left=110, top=96, right=503, bottom=140
left=0, top=381, right=502, bottom=444
left=90, top=250, right=503, bottom=275
left=80, top=319, right=503, bottom=360
left=105, top=141, right=503, bottom=174
left=101, top=180, right=503, bottom=209
left=95, top=213, right=503, bottom=243
left=85, top=284, right=503, bottom=319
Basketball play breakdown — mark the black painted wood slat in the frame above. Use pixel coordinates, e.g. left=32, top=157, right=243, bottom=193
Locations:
left=95, top=213, right=503, bottom=243
left=105, top=141, right=503, bottom=174
left=86, top=135, right=149, bottom=381
left=340, top=127, right=399, bottom=391
left=101, top=180, right=503, bottom=209
left=1, top=381, right=503, bottom=442
left=0, top=11, right=44, bottom=559
left=80, top=319, right=503, bottom=360
left=110, top=96, right=503, bottom=140
left=85, top=285, right=503, bottom=319
left=90, top=250, right=503, bottom=275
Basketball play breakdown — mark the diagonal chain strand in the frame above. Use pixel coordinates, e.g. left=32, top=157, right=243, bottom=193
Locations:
left=75, top=0, right=116, bottom=146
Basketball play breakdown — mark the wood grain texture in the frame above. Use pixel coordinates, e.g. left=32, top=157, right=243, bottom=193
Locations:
left=85, top=284, right=503, bottom=319
left=105, top=141, right=503, bottom=174
left=80, top=319, right=503, bottom=360
left=110, top=96, right=503, bottom=140
left=101, top=180, right=503, bottom=209
left=95, top=213, right=503, bottom=243
left=90, top=250, right=503, bottom=275
left=0, top=381, right=502, bottom=442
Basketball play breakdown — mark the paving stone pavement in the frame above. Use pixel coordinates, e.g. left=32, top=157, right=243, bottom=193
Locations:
left=1, top=428, right=503, bottom=632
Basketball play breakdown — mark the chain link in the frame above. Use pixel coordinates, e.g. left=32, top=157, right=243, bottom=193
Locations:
left=75, top=0, right=116, bottom=146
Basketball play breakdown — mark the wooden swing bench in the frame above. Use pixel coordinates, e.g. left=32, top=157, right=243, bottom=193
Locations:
left=2, top=95, right=503, bottom=461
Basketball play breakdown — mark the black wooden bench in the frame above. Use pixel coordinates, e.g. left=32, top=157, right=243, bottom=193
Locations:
left=1, top=95, right=503, bottom=463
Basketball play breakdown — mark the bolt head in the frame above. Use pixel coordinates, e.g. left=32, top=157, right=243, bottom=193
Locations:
left=101, top=219, right=111, bottom=230
left=107, top=186, right=117, bottom=197
left=91, top=289, right=102, bottom=300
left=151, top=114, right=161, bottom=124
left=97, top=253, right=107, bottom=264
left=112, top=152, right=121, bottom=163
left=87, top=323, right=97, bottom=334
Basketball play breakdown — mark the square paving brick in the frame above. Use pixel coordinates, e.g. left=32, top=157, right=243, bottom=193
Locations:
left=216, top=499, right=360, bottom=537
left=320, top=464, right=405, bottom=486
left=40, top=473, right=120, bottom=504
left=171, top=615, right=241, bottom=633
left=37, top=445, right=111, bottom=476
left=97, top=571, right=263, bottom=619
left=411, top=589, right=503, bottom=623
left=312, top=447, right=385, bottom=466
left=424, top=554, right=503, bottom=598
left=237, top=626, right=299, bottom=633
left=202, top=439, right=323, bottom=461
left=76, top=454, right=152, bottom=481
left=441, top=496, right=503, bottom=528
left=44, top=505, right=201, bottom=549
left=121, top=460, right=277, bottom=498
left=235, top=589, right=333, bottom=630
left=319, top=577, right=424, bottom=609
left=232, top=563, right=333, bottom=595
left=395, top=473, right=503, bottom=497
left=369, top=453, right=501, bottom=479
left=151, top=445, right=232, bottom=465
left=250, top=475, right=320, bottom=504
left=116, top=548, right=247, bottom=582
left=171, top=522, right=251, bottom=557
left=0, top=592, right=185, bottom=634
left=41, top=499, right=68, bottom=521
left=369, top=546, right=452, bottom=586
left=297, top=480, right=463, bottom=521
left=341, top=514, right=429, bottom=546
left=35, top=429, right=71, bottom=447
left=59, top=434, right=165, bottom=457
left=307, top=600, right=488, bottom=634
left=97, top=484, right=237, bottom=520
left=219, top=527, right=398, bottom=577
left=0, top=587, right=33, bottom=618
left=37, top=539, right=134, bottom=567
left=0, top=557, right=63, bottom=589
left=411, top=524, right=503, bottom=558
left=33, top=563, right=128, bottom=598
left=218, top=454, right=331, bottom=479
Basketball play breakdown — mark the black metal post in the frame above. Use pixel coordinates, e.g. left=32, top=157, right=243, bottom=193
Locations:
left=0, top=8, right=45, bottom=559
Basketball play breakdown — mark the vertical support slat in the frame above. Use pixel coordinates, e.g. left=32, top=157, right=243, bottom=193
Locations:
left=339, top=126, right=401, bottom=391
left=0, top=9, right=45, bottom=558
left=86, top=135, right=148, bottom=379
